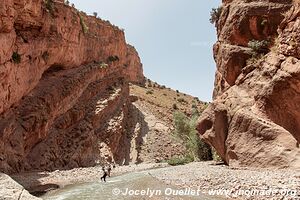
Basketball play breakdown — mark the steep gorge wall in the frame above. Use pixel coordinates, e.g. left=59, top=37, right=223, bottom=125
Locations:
left=0, top=0, right=144, bottom=173
left=198, top=0, right=300, bottom=169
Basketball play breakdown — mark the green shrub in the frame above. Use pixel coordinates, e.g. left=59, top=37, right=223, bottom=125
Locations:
left=209, top=7, right=222, bottom=25
left=246, top=40, right=269, bottom=65
left=146, top=90, right=153, bottom=95
left=45, top=0, right=54, bottom=14
left=99, top=62, right=108, bottom=69
left=212, top=148, right=223, bottom=162
left=177, top=98, right=187, bottom=104
left=248, top=40, right=269, bottom=53
left=172, top=111, right=212, bottom=161
left=79, top=14, right=88, bottom=34
left=93, top=12, right=98, bottom=17
left=261, top=19, right=268, bottom=26
left=166, top=155, right=194, bottom=166
left=12, top=52, right=21, bottom=64
left=172, top=103, right=178, bottom=110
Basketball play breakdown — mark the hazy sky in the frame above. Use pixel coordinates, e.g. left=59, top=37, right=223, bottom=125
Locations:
left=70, top=0, right=221, bottom=102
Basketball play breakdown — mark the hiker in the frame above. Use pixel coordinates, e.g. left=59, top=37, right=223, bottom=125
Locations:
left=100, top=166, right=108, bottom=182
left=107, top=166, right=112, bottom=177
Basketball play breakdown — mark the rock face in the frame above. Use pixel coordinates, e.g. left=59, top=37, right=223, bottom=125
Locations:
left=197, top=0, right=300, bottom=169
left=0, top=0, right=144, bottom=173
left=0, top=173, right=41, bottom=200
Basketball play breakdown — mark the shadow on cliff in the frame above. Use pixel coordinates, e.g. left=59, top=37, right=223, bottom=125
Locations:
left=116, top=103, right=150, bottom=165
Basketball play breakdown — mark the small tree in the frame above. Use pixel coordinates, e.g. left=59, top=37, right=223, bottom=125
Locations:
left=209, top=7, right=222, bottom=26
left=93, top=12, right=98, bottom=17
left=172, top=111, right=212, bottom=161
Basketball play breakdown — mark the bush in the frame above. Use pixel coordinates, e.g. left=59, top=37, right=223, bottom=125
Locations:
left=172, top=111, right=212, bottom=161
left=79, top=14, right=88, bottom=34
left=45, top=0, right=54, bottom=15
left=146, top=90, right=153, bottom=95
left=12, top=52, right=21, bottom=64
left=209, top=7, right=222, bottom=25
left=93, top=12, right=98, bottom=17
left=167, top=155, right=194, bottom=166
left=212, top=148, right=223, bottom=162
left=65, top=0, right=69, bottom=5
left=248, top=40, right=269, bottom=53
left=172, top=103, right=178, bottom=110
left=99, top=62, right=108, bottom=69
left=177, top=98, right=187, bottom=104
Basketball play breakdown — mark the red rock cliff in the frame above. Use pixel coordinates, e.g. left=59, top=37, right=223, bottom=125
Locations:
left=0, top=0, right=144, bottom=173
left=198, top=0, right=300, bottom=169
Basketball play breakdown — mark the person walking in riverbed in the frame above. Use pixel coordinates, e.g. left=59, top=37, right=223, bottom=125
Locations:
left=100, top=166, right=108, bottom=182
left=107, top=166, right=112, bottom=177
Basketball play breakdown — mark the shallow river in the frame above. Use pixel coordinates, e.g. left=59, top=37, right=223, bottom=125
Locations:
left=42, top=170, right=223, bottom=200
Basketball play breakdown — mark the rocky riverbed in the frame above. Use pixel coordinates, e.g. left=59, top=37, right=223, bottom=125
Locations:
left=5, top=161, right=300, bottom=200
left=150, top=162, right=300, bottom=200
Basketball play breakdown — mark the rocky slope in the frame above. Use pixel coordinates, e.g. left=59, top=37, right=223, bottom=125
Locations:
left=198, top=0, right=300, bottom=169
left=0, top=0, right=144, bottom=173
left=128, top=80, right=208, bottom=163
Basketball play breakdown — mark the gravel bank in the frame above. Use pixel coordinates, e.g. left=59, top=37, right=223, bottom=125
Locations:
left=150, top=162, right=300, bottom=200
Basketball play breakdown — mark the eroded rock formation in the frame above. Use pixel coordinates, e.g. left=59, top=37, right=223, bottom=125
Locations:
left=0, top=0, right=144, bottom=173
left=198, top=0, right=300, bottom=169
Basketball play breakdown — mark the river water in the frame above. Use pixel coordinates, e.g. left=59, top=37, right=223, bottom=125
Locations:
left=43, top=170, right=223, bottom=200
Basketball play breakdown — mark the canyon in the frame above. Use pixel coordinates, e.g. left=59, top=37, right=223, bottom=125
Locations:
left=0, top=0, right=300, bottom=199
left=197, top=0, right=300, bottom=169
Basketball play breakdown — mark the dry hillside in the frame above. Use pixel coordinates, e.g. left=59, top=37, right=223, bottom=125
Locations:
left=127, top=79, right=208, bottom=163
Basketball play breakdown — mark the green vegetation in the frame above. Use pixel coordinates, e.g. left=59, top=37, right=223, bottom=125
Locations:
left=79, top=14, right=89, bottom=34
left=12, top=52, right=21, bottom=64
left=248, top=40, right=269, bottom=53
left=212, top=148, right=223, bottom=162
left=172, top=103, right=178, bottom=110
left=45, top=0, right=54, bottom=14
left=261, top=19, right=268, bottom=26
left=166, top=154, right=194, bottom=166
left=146, top=90, right=153, bottom=95
left=177, top=97, right=187, bottom=104
left=99, top=62, right=108, bottom=69
left=93, top=12, right=98, bottom=17
left=209, top=7, right=222, bottom=25
left=246, top=40, right=269, bottom=66
left=171, top=111, right=212, bottom=163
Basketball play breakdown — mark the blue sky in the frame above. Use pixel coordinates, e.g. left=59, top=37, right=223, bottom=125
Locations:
left=70, top=0, right=221, bottom=102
